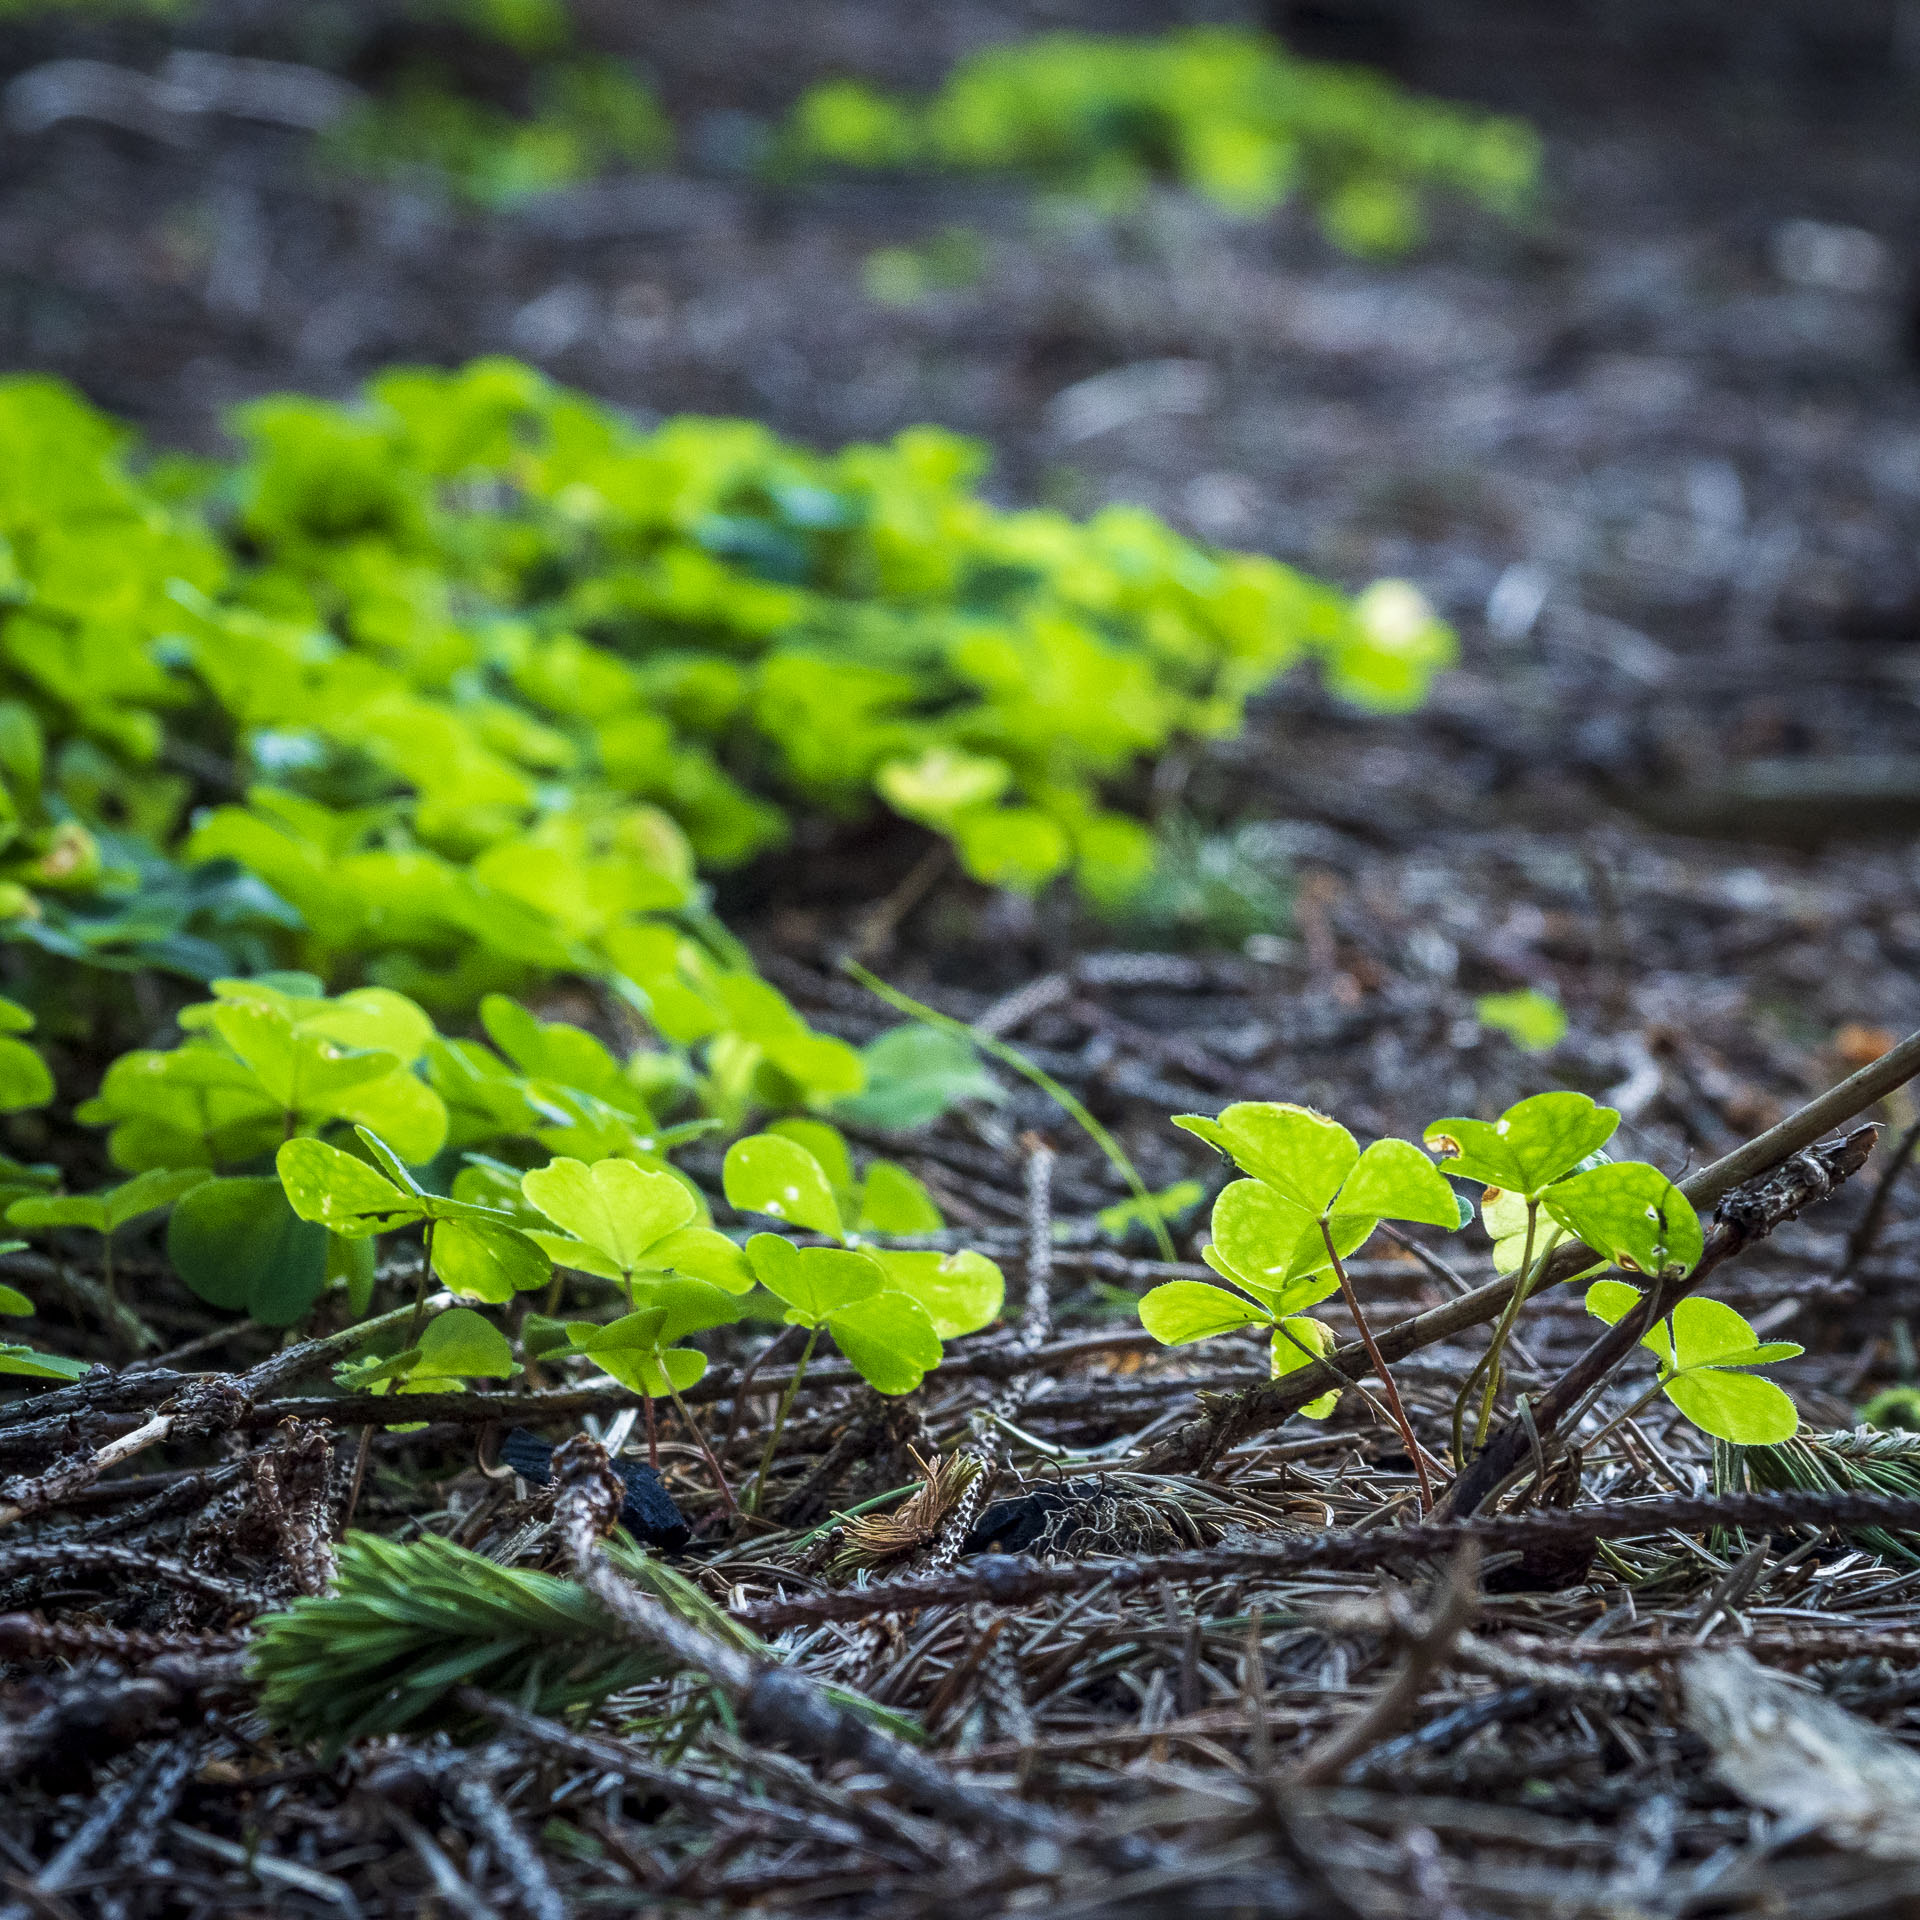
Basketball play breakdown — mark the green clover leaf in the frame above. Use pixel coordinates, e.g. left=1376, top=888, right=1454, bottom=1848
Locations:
left=824, top=1289, right=943, bottom=1394
left=1585, top=1284, right=1802, bottom=1444
left=430, top=1218, right=551, bottom=1303
left=1544, top=1162, right=1702, bottom=1278
left=723, top=1133, right=843, bottom=1239
left=416, top=1307, right=515, bottom=1380
left=1140, top=1279, right=1271, bottom=1345
left=1203, top=1177, right=1350, bottom=1307
left=1333, top=1137, right=1462, bottom=1231
left=1424, top=1091, right=1619, bottom=1198
left=867, top=1248, right=1003, bottom=1337
left=521, top=1156, right=698, bottom=1275
left=745, top=1234, right=884, bottom=1324
left=1270, top=1315, right=1340, bottom=1418
left=8, top=1166, right=209, bottom=1237
left=1175, top=1102, right=1357, bottom=1212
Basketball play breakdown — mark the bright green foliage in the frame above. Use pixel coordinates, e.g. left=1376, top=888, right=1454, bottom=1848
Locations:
left=278, top=1131, right=552, bottom=1304
left=833, top=1025, right=1004, bottom=1132
left=1145, top=1101, right=1463, bottom=1417
left=514, top=1151, right=754, bottom=1396
left=521, top=1153, right=750, bottom=1297
left=725, top=1123, right=945, bottom=1244
left=1475, top=988, right=1567, bottom=1053
left=744, top=1235, right=941, bottom=1394
left=9, top=1166, right=209, bottom=1311
left=250, top=1528, right=753, bottom=1751
left=566, top=1280, right=743, bottom=1396
left=0, top=997, right=52, bottom=1115
left=320, top=0, right=670, bottom=210
left=0, top=1233, right=80, bottom=1383
left=1424, top=1092, right=1619, bottom=1200
left=1586, top=1281, right=1801, bottom=1444
left=1098, top=1179, right=1204, bottom=1241
left=726, top=1125, right=1001, bottom=1391
left=1543, top=1162, right=1702, bottom=1279
left=324, top=56, right=670, bottom=208
left=167, top=1173, right=328, bottom=1327
left=780, top=28, right=1539, bottom=256
left=412, top=1306, right=516, bottom=1385
left=724, top=1133, right=843, bottom=1238
left=8, top=1166, right=207, bottom=1237
left=762, top=1118, right=945, bottom=1236
left=0, top=367, right=1443, bottom=995
left=0, top=1342, right=88, bottom=1380
left=82, top=975, right=446, bottom=1172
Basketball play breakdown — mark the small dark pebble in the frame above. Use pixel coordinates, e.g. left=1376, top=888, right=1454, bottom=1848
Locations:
left=500, top=1428, right=693, bottom=1553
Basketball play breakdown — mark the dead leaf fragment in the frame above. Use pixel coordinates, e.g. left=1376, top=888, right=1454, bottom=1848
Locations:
left=1684, top=1649, right=1920, bottom=1858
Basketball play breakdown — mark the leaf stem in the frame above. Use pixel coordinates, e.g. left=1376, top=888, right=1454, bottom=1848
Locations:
left=1463, top=1203, right=1543, bottom=1455
left=1319, top=1219, right=1435, bottom=1512
left=749, top=1325, right=819, bottom=1516
left=664, top=1376, right=736, bottom=1514
left=1580, top=1375, right=1670, bottom=1456
left=842, top=960, right=1176, bottom=1262
left=344, top=1224, right=435, bottom=1537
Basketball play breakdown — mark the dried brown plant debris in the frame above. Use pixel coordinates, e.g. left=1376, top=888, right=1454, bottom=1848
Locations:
left=835, top=1449, right=984, bottom=1570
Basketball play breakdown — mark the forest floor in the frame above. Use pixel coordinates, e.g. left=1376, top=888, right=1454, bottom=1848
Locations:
left=5, top=3, right=1920, bottom=1915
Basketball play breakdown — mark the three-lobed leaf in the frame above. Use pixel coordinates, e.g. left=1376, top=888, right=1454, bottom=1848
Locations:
left=745, top=1234, right=883, bottom=1323
left=1425, top=1092, right=1618, bottom=1198
left=431, top=1218, right=551, bottom=1302
left=1585, top=1282, right=1802, bottom=1444
left=825, top=1289, right=942, bottom=1394
left=1269, top=1314, right=1340, bottom=1418
left=1203, top=1177, right=1362, bottom=1306
left=1140, top=1279, right=1270, bottom=1345
left=9, top=1166, right=209, bottom=1237
left=1544, top=1162, right=1702, bottom=1278
left=416, top=1307, right=515, bottom=1380
left=1175, top=1103, right=1357, bottom=1212
left=521, top=1155, right=697, bottom=1273
left=1333, top=1137, right=1462, bottom=1230
left=868, top=1248, right=1003, bottom=1337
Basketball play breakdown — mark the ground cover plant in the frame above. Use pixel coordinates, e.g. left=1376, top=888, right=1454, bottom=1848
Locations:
left=318, top=0, right=675, bottom=208
left=781, top=25, right=1540, bottom=257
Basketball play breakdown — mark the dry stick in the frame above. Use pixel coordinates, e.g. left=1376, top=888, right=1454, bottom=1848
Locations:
left=1139, top=1028, right=1920, bottom=1476
left=457, top=1692, right=880, bottom=1858
left=1439, top=1125, right=1876, bottom=1521
left=1291, top=1546, right=1481, bottom=1787
left=1842, top=1107, right=1920, bottom=1275
left=1321, top=1220, right=1433, bottom=1512
left=728, top=1486, right=1920, bottom=1632
left=546, top=1435, right=1136, bottom=1864
left=0, top=1377, right=250, bottom=1529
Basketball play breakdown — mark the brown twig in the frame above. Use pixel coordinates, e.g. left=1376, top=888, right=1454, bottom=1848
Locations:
left=1439, top=1126, right=1876, bottom=1520
left=730, top=1486, right=1920, bottom=1631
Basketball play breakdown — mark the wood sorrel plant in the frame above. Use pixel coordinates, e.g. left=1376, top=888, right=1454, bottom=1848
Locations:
left=1150, top=1101, right=1465, bottom=1507
left=1139, top=1091, right=1798, bottom=1489
left=722, top=1123, right=1003, bottom=1510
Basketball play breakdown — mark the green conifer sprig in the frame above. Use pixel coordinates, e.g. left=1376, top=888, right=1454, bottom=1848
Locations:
left=250, top=1528, right=756, bottom=1751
